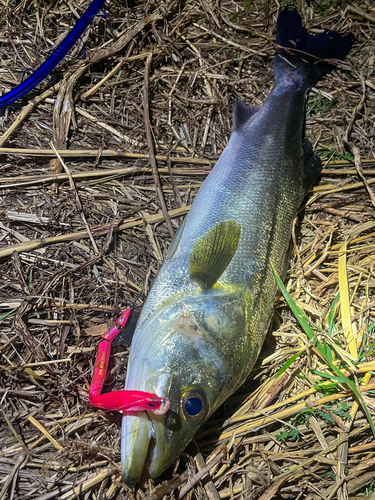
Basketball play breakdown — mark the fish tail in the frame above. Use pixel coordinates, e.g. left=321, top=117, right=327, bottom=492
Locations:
left=275, top=9, right=353, bottom=87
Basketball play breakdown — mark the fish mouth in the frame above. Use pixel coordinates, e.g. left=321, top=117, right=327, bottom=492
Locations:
left=121, top=413, right=151, bottom=485
left=121, top=373, right=173, bottom=485
left=121, top=411, right=171, bottom=484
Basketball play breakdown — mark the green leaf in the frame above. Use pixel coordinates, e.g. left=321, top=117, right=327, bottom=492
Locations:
left=276, top=431, right=289, bottom=442
left=272, top=265, right=375, bottom=440
left=317, top=410, right=334, bottom=424
left=313, top=382, right=337, bottom=392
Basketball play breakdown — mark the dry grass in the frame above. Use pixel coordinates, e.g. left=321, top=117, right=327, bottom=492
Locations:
left=0, top=0, right=375, bottom=499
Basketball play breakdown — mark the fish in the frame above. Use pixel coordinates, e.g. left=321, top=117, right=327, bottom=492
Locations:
left=121, top=9, right=353, bottom=484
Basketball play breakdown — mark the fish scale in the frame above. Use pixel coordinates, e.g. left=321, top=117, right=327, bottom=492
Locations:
left=121, top=9, right=353, bottom=484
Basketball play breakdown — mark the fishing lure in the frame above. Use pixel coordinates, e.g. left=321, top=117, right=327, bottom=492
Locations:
left=0, top=0, right=106, bottom=109
left=89, top=309, right=170, bottom=415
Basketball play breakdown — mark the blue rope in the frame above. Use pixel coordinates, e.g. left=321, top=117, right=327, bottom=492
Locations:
left=0, top=0, right=106, bottom=109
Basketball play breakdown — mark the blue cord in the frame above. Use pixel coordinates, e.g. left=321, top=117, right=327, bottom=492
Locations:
left=0, top=0, right=106, bottom=109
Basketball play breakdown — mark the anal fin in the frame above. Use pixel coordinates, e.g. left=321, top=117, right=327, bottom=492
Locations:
left=303, top=139, right=322, bottom=194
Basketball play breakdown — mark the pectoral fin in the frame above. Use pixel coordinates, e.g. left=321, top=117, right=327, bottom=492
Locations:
left=189, top=221, right=241, bottom=289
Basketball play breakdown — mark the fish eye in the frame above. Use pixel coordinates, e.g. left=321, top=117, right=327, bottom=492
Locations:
left=185, top=397, right=202, bottom=416
left=181, top=388, right=208, bottom=424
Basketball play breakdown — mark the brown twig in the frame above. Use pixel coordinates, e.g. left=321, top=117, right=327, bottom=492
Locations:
left=350, top=142, right=375, bottom=208
left=0, top=206, right=190, bottom=259
left=179, top=450, right=226, bottom=498
left=143, top=52, right=174, bottom=237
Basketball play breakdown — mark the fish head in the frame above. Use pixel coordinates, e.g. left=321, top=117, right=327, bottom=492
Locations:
left=121, top=291, right=253, bottom=485
left=121, top=290, right=245, bottom=484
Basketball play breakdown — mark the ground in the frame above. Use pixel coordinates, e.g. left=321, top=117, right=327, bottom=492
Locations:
left=0, top=0, right=375, bottom=499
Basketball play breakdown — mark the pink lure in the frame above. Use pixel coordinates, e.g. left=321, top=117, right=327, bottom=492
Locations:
left=89, top=391, right=170, bottom=415
left=90, top=309, right=131, bottom=398
left=89, top=309, right=170, bottom=416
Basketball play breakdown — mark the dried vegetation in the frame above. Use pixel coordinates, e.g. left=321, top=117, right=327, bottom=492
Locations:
left=0, top=0, right=375, bottom=499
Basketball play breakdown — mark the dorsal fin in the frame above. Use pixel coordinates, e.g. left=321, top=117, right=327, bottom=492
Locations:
left=232, top=101, right=260, bottom=131
left=189, top=221, right=241, bottom=290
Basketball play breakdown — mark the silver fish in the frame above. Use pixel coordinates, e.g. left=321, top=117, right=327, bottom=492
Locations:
left=121, top=9, right=353, bottom=484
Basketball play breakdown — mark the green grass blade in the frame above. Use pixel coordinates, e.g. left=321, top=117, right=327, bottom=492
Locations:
left=313, top=370, right=345, bottom=383
left=276, top=350, right=304, bottom=378
left=328, top=293, right=339, bottom=336
left=323, top=340, right=333, bottom=362
left=273, top=265, right=375, bottom=439
left=0, top=308, right=17, bottom=321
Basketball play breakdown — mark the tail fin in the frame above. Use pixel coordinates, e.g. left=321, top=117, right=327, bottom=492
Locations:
left=275, top=10, right=353, bottom=87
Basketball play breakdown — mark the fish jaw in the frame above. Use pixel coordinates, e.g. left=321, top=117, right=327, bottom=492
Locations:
left=121, top=371, right=173, bottom=484
left=121, top=401, right=200, bottom=483
left=121, top=404, right=193, bottom=482
left=121, top=413, right=151, bottom=485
